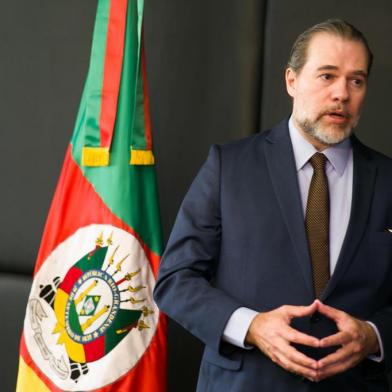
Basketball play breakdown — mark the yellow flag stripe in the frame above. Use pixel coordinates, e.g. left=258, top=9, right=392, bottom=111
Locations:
left=16, top=356, right=50, bottom=392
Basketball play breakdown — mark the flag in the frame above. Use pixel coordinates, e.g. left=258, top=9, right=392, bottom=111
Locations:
left=16, top=0, right=167, bottom=390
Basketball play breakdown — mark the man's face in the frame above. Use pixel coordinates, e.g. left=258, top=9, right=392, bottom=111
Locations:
left=286, top=33, right=368, bottom=150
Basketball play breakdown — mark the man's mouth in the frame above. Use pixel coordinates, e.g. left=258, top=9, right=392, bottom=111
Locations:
left=321, top=109, right=351, bottom=124
left=325, top=110, right=350, bottom=119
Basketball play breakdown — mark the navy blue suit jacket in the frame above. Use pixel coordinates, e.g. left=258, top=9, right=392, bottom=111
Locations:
left=154, top=120, right=392, bottom=391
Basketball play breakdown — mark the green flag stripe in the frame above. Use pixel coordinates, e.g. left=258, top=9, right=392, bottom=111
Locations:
left=130, top=0, right=148, bottom=152
left=71, top=0, right=162, bottom=254
left=83, top=0, right=110, bottom=148
left=131, top=50, right=148, bottom=150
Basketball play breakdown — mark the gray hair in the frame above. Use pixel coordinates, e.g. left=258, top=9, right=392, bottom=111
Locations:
left=287, top=19, right=373, bottom=74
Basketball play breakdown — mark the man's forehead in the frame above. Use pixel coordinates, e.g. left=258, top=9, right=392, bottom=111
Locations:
left=304, top=32, right=368, bottom=72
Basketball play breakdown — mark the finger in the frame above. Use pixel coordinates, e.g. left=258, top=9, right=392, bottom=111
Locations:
left=263, top=336, right=318, bottom=369
left=284, top=325, right=320, bottom=348
left=281, top=358, right=318, bottom=381
left=272, top=343, right=318, bottom=380
left=283, top=301, right=318, bottom=319
left=317, top=357, right=356, bottom=381
left=279, top=342, right=319, bottom=370
left=319, top=331, right=350, bottom=348
left=316, top=302, right=345, bottom=322
left=317, top=346, right=352, bottom=369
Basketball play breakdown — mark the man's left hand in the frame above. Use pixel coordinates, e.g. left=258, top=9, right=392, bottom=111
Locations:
left=315, top=300, right=380, bottom=381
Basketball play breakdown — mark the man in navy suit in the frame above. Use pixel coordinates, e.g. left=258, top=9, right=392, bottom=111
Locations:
left=154, top=19, right=392, bottom=391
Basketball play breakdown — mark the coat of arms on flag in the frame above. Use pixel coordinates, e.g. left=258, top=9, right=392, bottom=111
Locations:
left=25, top=226, right=159, bottom=389
left=16, top=0, right=167, bottom=391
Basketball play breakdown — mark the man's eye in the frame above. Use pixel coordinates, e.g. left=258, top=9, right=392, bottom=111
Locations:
left=352, top=79, right=364, bottom=86
left=320, top=74, right=332, bottom=80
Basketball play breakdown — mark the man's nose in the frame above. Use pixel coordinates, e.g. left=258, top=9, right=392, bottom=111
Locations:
left=331, top=79, right=349, bottom=102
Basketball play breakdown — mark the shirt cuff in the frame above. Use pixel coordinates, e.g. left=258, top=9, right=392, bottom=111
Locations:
left=222, top=307, right=259, bottom=349
left=366, top=321, right=384, bottom=362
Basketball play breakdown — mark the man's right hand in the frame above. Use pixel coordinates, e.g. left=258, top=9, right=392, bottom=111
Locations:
left=245, top=301, right=320, bottom=381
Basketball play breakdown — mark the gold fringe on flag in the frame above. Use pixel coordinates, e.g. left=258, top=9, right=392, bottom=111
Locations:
left=82, top=147, right=110, bottom=167
left=130, top=148, right=155, bottom=165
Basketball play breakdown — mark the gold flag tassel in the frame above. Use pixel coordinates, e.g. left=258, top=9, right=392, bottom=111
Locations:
left=130, top=148, right=155, bottom=165
left=82, top=147, right=110, bottom=167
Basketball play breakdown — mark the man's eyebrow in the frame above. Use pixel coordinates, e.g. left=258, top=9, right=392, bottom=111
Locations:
left=316, top=65, right=368, bottom=78
left=317, top=65, right=338, bottom=72
left=351, top=70, right=368, bottom=78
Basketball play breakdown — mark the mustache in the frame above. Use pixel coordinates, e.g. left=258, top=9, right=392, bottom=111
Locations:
left=320, top=106, right=352, bottom=119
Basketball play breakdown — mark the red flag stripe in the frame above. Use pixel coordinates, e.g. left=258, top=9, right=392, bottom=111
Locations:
left=141, top=36, right=153, bottom=151
left=99, top=0, right=128, bottom=148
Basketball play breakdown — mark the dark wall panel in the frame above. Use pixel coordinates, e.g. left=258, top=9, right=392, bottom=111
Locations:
left=0, top=0, right=96, bottom=274
left=144, top=0, right=265, bottom=238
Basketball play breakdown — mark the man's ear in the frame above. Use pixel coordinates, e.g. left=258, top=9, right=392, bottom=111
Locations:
left=285, top=68, right=297, bottom=98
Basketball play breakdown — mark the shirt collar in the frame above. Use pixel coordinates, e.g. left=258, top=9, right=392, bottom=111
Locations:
left=288, top=116, right=352, bottom=176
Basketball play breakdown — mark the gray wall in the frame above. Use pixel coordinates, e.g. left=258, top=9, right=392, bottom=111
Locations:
left=0, top=1, right=391, bottom=391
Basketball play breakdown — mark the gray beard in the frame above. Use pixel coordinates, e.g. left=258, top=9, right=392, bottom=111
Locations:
left=298, top=117, right=354, bottom=146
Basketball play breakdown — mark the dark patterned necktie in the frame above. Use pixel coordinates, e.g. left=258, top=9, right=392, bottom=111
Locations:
left=305, top=153, right=330, bottom=298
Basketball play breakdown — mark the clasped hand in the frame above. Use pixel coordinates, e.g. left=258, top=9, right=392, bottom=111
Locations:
left=245, top=300, right=379, bottom=382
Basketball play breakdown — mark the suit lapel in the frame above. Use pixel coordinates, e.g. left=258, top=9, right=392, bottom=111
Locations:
left=322, top=137, right=377, bottom=300
left=264, top=121, right=314, bottom=297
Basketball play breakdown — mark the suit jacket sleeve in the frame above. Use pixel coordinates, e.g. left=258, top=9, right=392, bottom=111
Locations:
left=154, top=145, right=243, bottom=352
left=369, top=310, right=392, bottom=372
left=366, top=153, right=392, bottom=373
